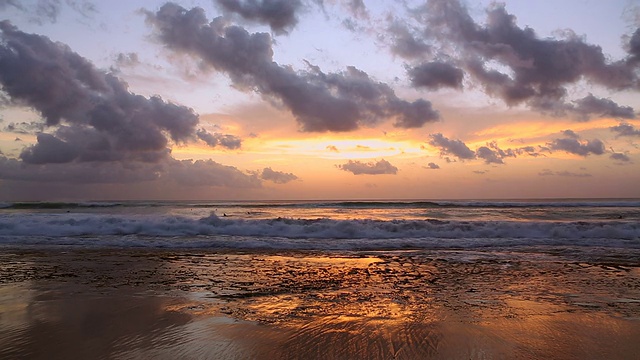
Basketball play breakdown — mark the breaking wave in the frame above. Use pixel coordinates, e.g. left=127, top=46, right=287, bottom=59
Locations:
left=0, top=213, right=638, bottom=250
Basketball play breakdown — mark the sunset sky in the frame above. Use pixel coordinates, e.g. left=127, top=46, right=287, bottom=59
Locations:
left=1, top=0, right=639, bottom=201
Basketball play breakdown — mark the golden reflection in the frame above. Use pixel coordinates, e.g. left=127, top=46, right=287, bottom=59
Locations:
left=2, top=250, right=640, bottom=359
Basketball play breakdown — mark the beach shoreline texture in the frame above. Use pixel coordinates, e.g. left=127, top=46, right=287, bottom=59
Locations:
left=2, top=247, right=639, bottom=359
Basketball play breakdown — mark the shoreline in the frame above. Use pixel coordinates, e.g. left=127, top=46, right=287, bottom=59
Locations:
left=2, top=247, right=640, bottom=359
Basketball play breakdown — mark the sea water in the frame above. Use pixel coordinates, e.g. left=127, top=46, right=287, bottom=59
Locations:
left=0, top=199, right=639, bottom=256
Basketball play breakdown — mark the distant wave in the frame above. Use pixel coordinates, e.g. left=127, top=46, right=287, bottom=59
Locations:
left=1, top=199, right=639, bottom=210
left=290, top=200, right=640, bottom=209
left=0, top=202, right=123, bottom=209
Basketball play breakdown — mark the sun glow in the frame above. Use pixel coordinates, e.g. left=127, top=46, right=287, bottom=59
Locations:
left=260, top=138, right=425, bottom=160
left=474, top=118, right=623, bottom=141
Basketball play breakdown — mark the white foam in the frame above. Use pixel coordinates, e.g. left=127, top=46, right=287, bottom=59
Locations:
left=0, top=213, right=638, bottom=250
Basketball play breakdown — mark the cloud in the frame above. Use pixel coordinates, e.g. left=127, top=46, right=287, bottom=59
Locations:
left=0, top=154, right=161, bottom=184
left=404, top=0, right=638, bottom=120
left=337, top=159, right=398, bottom=175
left=475, top=146, right=503, bottom=164
left=408, top=61, right=464, bottom=90
left=196, top=129, right=242, bottom=149
left=345, top=0, right=368, bottom=19
left=19, top=132, right=80, bottom=164
left=610, top=122, right=640, bottom=137
left=0, top=21, right=207, bottom=164
left=571, top=94, right=636, bottom=121
left=428, top=133, right=475, bottom=160
left=548, top=138, right=605, bottom=156
left=0, top=154, right=262, bottom=188
left=0, top=21, right=263, bottom=194
left=428, top=134, right=541, bottom=164
left=260, top=167, right=298, bottom=183
left=3, top=121, right=44, bottom=134
left=487, top=141, right=540, bottom=159
left=548, top=131, right=605, bottom=156
left=425, top=162, right=440, bottom=169
left=628, top=28, right=640, bottom=61
left=610, top=152, right=631, bottom=162
left=538, top=169, right=592, bottom=177
left=326, top=145, right=339, bottom=152
left=114, top=52, right=140, bottom=67
left=387, top=20, right=431, bottom=59
left=166, top=159, right=261, bottom=187
left=0, top=0, right=96, bottom=24
left=214, top=0, right=303, bottom=34
left=145, top=3, right=439, bottom=132
left=562, top=129, right=580, bottom=139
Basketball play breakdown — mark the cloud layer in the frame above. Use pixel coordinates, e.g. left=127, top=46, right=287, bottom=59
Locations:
left=0, top=20, right=259, bottom=193
left=338, top=159, right=398, bottom=175
left=214, top=0, right=302, bottom=34
left=145, top=3, right=439, bottom=132
left=397, top=0, right=639, bottom=120
left=260, top=167, right=298, bottom=183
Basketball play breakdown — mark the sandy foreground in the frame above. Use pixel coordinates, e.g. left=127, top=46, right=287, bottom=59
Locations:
left=1, top=248, right=639, bottom=359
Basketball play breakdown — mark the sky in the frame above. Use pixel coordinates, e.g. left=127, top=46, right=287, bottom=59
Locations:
left=0, top=0, right=639, bottom=201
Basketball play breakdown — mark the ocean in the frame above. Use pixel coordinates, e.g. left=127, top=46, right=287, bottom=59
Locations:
left=1, top=199, right=639, bottom=256
left=2, top=199, right=640, bottom=359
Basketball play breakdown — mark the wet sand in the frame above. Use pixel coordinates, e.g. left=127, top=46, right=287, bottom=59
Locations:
left=1, top=248, right=640, bottom=359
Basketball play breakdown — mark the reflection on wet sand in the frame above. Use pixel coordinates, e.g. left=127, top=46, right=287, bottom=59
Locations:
left=0, top=283, right=192, bottom=359
left=1, top=249, right=640, bottom=359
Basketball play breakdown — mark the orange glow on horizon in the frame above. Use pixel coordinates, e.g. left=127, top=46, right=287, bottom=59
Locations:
left=473, top=118, right=624, bottom=142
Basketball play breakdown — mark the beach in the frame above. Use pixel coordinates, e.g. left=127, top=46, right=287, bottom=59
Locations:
left=2, top=247, right=640, bottom=359
left=2, top=0, right=640, bottom=356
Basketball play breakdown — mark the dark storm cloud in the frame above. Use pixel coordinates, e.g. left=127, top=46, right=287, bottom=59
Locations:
left=145, top=3, right=439, bottom=132
left=405, top=0, right=639, bottom=120
left=337, top=159, right=398, bottom=175
left=428, top=133, right=475, bottom=160
left=214, top=0, right=302, bottom=34
left=425, top=162, right=439, bottom=169
left=260, top=167, right=298, bottom=183
left=408, top=61, right=464, bottom=90
left=196, top=129, right=242, bottom=149
left=0, top=21, right=207, bottom=164
left=610, top=123, right=640, bottom=137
